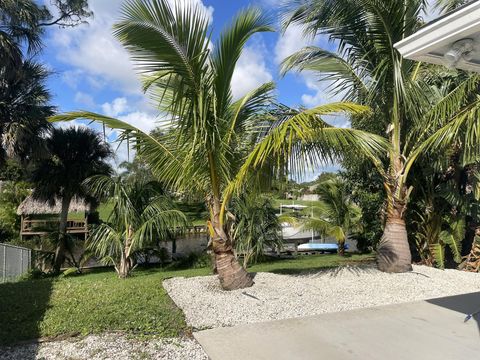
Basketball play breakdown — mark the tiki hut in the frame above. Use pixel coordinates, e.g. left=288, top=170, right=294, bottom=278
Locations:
left=17, top=196, right=90, bottom=239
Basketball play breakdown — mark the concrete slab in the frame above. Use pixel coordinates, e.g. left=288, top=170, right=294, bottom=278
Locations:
left=195, top=292, right=480, bottom=360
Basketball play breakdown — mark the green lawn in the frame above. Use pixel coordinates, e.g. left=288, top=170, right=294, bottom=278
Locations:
left=97, top=201, right=114, bottom=221
left=175, top=201, right=208, bottom=225
left=0, top=254, right=373, bottom=345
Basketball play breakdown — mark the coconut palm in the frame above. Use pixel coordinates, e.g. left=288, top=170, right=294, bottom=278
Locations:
left=281, top=0, right=480, bottom=272
left=51, top=0, right=388, bottom=289
left=305, top=177, right=362, bottom=256
left=85, top=175, right=188, bottom=278
left=30, top=127, right=112, bottom=273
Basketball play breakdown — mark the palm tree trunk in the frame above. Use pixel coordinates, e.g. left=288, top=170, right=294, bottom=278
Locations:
left=377, top=219, right=412, bottom=272
left=376, top=169, right=412, bottom=272
left=53, top=195, right=72, bottom=273
left=118, top=226, right=133, bottom=279
left=211, top=201, right=253, bottom=290
left=118, top=251, right=130, bottom=279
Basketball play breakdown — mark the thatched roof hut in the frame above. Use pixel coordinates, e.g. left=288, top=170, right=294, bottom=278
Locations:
left=17, top=195, right=90, bottom=216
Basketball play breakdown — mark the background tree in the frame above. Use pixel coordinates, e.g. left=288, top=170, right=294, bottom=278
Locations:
left=0, top=0, right=91, bottom=65
left=0, top=181, right=30, bottom=242
left=229, top=193, right=282, bottom=268
left=0, top=61, right=54, bottom=166
left=282, top=0, right=480, bottom=272
left=118, top=157, right=155, bottom=184
left=0, top=0, right=92, bottom=169
left=30, top=127, right=112, bottom=273
left=53, top=0, right=387, bottom=290
left=86, top=175, right=187, bottom=278
left=306, top=177, right=362, bottom=256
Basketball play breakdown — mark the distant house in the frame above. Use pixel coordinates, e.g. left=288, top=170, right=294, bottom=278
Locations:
left=17, top=196, right=90, bottom=240
left=301, top=194, right=319, bottom=201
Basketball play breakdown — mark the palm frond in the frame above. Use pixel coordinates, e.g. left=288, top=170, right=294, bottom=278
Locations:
left=212, top=7, right=273, bottom=115
left=281, top=46, right=368, bottom=101
left=221, top=102, right=387, bottom=218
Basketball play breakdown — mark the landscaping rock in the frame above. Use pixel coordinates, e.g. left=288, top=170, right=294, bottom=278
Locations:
left=0, top=334, right=208, bottom=360
left=163, top=264, right=480, bottom=329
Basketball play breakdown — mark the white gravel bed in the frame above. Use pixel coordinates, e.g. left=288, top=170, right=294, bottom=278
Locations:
left=163, top=265, right=480, bottom=329
left=0, top=334, right=208, bottom=360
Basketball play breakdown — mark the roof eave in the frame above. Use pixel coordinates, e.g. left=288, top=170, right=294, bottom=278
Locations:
left=394, top=1, right=480, bottom=71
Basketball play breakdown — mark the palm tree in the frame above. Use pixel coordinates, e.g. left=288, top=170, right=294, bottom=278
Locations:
left=229, top=193, right=283, bottom=268
left=85, top=175, right=188, bottom=278
left=0, top=0, right=92, bottom=168
left=0, top=61, right=54, bottom=166
left=30, top=127, right=112, bottom=273
left=305, top=178, right=361, bottom=256
left=281, top=0, right=480, bottom=272
left=0, top=0, right=92, bottom=71
left=51, top=0, right=388, bottom=290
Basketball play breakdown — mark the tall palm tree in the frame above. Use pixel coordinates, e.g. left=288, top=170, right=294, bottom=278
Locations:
left=305, top=177, right=362, bottom=256
left=30, top=127, right=112, bottom=273
left=51, top=0, right=387, bottom=290
left=281, top=0, right=480, bottom=272
left=85, top=175, right=188, bottom=278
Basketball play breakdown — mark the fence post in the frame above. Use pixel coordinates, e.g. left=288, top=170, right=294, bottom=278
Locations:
left=2, top=245, right=6, bottom=283
left=20, top=248, right=24, bottom=274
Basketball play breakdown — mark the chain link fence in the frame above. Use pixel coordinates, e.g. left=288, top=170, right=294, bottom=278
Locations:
left=0, top=243, right=32, bottom=283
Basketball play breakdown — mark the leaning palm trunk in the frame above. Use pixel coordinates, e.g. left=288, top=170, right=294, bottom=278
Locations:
left=211, top=203, right=253, bottom=290
left=377, top=164, right=412, bottom=272
left=53, top=195, right=71, bottom=273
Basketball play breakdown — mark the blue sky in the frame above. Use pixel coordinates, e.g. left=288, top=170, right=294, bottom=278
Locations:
left=38, top=0, right=347, bottom=177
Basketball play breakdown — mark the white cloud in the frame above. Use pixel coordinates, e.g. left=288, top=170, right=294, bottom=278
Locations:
left=274, top=24, right=315, bottom=64
left=74, top=91, right=96, bottom=108
left=61, top=69, right=83, bottom=89
left=102, top=97, right=129, bottom=117
left=101, top=97, right=158, bottom=133
left=168, top=0, right=214, bottom=23
left=231, top=45, right=273, bottom=100
left=48, top=0, right=214, bottom=96
left=119, top=111, right=159, bottom=133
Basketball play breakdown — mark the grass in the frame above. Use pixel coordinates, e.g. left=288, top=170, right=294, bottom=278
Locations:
left=97, top=201, right=114, bottom=221
left=0, top=253, right=373, bottom=345
left=175, top=201, right=208, bottom=226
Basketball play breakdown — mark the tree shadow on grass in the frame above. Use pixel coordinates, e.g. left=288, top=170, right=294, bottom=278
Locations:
left=0, top=277, right=54, bottom=359
left=426, top=292, right=480, bottom=338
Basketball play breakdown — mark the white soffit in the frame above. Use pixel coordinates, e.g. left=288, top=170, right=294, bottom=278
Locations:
left=394, top=1, right=480, bottom=72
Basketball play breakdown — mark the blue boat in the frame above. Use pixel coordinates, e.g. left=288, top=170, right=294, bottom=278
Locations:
left=297, top=242, right=349, bottom=253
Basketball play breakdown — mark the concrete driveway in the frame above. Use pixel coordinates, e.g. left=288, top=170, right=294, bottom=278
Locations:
left=195, top=292, right=480, bottom=360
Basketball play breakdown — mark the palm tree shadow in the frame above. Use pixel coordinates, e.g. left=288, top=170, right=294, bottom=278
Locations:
left=270, top=264, right=377, bottom=277
left=426, top=292, right=480, bottom=338
left=0, top=277, right=54, bottom=359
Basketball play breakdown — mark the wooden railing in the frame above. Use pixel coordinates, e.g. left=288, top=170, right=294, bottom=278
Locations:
left=20, top=219, right=206, bottom=237
left=21, top=219, right=88, bottom=235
